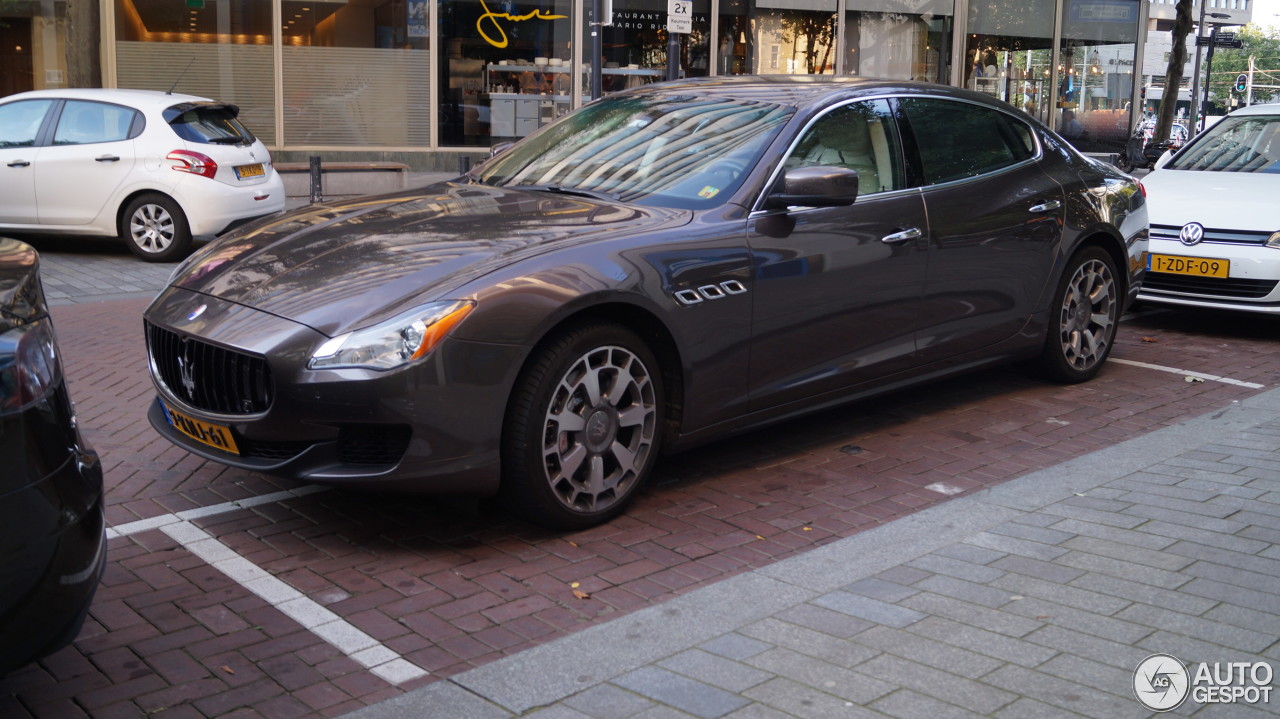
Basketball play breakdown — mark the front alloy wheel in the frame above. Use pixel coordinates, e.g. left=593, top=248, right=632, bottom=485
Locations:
left=1036, top=246, right=1119, bottom=382
left=503, top=323, right=663, bottom=529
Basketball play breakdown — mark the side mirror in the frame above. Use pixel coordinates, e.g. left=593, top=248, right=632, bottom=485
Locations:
left=766, top=166, right=859, bottom=209
left=489, top=141, right=515, bottom=159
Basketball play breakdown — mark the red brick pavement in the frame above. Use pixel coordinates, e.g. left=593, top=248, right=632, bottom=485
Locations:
left=2, top=299, right=1278, bottom=718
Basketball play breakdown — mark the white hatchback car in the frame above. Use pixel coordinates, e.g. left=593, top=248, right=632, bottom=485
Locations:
left=1139, top=102, right=1280, bottom=313
left=0, top=88, right=285, bottom=261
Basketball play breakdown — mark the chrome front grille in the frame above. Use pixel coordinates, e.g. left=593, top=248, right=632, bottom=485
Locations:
left=1151, top=224, right=1273, bottom=246
left=147, top=322, right=274, bottom=415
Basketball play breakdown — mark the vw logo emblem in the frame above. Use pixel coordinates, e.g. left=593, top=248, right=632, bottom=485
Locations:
left=1179, top=223, right=1205, bottom=246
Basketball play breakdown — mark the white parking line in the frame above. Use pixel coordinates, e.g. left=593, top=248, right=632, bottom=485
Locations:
left=106, top=486, right=428, bottom=685
left=1110, top=358, right=1266, bottom=389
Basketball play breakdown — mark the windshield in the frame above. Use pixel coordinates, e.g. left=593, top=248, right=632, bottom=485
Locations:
left=1166, top=114, right=1280, bottom=173
left=476, top=93, right=794, bottom=209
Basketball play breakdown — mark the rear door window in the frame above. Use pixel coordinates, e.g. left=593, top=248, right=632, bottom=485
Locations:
left=0, top=100, right=54, bottom=148
left=166, top=105, right=255, bottom=145
left=52, top=100, right=138, bottom=146
left=899, top=98, right=1036, bottom=186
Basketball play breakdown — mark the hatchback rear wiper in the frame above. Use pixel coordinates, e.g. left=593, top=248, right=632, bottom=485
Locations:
left=206, top=136, right=250, bottom=145
left=507, top=184, right=620, bottom=202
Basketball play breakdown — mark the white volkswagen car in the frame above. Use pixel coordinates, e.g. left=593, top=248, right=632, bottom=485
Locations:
left=1139, top=103, right=1280, bottom=313
left=0, top=88, right=285, bottom=262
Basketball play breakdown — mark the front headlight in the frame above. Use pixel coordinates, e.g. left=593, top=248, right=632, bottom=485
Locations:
left=1267, top=232, right=1280, bottom=249
left=308, top=300, right=474, bottom=371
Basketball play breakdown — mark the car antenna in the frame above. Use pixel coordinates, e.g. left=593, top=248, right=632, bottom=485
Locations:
left=167, top=58, right=196, bottom=95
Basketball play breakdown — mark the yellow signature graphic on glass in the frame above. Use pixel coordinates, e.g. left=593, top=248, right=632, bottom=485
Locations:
left=477, top=0, right=567, bottom=49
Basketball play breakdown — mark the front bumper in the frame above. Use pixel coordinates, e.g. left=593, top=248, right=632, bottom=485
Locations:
left=144, top=288, right=524, bottom=494
left=1137, top=237, right=1280, bottom=314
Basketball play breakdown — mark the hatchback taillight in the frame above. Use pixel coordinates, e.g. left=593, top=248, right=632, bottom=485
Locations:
left=167, top=150, right=218, bottom=179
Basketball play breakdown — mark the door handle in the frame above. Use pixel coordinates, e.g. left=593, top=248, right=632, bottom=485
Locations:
left=1029, top=200, right=1062, bottom=213
left=7, top=160, right=30, bottom=168
left=95, top=155, right=121, bottom=163
left=881, top=227, right=923, bottom=244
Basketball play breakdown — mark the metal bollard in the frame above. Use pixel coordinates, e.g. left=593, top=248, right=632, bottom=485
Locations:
left=458, top=155, right=472, bottom=175
left=309, top=155, right=322, bottom=204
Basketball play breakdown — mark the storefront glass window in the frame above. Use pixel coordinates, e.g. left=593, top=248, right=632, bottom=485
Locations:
left=2, top=1, right=77, bottom=95
left=440, top=0, right=574, bottom=146
left=720, top=0, right=835, bottom=75
left=114, top=0, right=278, bottom=144
left=584, top=0, right=710, bottom=98
left=964, top=0, right=1056, bottom=127
left=1054, top=0, right=1139, bottom=155
left=281, top=0, right=430, bottom=147
left=843, top=0, right=952, bottom=82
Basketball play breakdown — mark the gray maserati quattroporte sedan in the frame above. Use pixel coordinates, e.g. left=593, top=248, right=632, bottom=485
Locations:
left=144, top=76, right=1148, bottom=529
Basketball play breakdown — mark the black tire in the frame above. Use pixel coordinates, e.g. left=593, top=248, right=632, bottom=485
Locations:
left=121, top=193, right=192, bottom=262
left=1034, top=245, right=1120, bottom=383
left=501, top=322, right=664, bottom=530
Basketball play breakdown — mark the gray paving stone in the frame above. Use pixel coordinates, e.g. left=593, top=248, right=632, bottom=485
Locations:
left=1002, top=596, right=1155, bottom=645
left=658, top=650, right=774, bottom=693
left=1060, top=535, right=1195, bottom=571
left=1137, top=630, right=1262, bottom=667
left=720, top=704, right=796, bottom=719
left=906, top=554, right=1005, bottom=584
left=563, top=685, right=655, bottom=719
left=990, top=573, right=1131, bottom=615
left=1165, top=540, right=1280, bottom=576
left=770, top=604, right=874, bottom=640
left=1010, top=512, right=1063, bottom=528
left=1239, top=525, right=1280, bottom=545
left=989, top=555, right=1086, bottom=584
left=1175, top=479, right=1267, bottom=499
left=1053, top=550, right=1189, bottom=589
left=1233, top=510, right=1280, bottom=531
left=987, top=521, right=1076, bottom=546
left=933, top=542, right=1006, bottom=565
left=873, top=566, right=931, bottom=586
left=981, top=665, right=1150, bottom=718
left=1023, top=624, right=1151, bottom=670
left=630, top=707, right=699, bottom=719
left=869, top=689, right=988, bottom=719
left=1135, top=520, right=1270, bottom=555
left=1117, top=604, right=1274, bottom=653
left=339, top=679, right=512, bottom=719
left=1038, top=502, right=1148, bottom=529
left=1068, top=573, right=1218, bottom=616
left=811, top=592, right=926, bottom=629
left=1110, top=478, right=1221, bottom=503
left=698, top=635, right=772, bottom=662
left=914, top=574, right=1018, bottom=609
left=1182, top=559, right=1278, bottom=594
left=738, top=618, right=881, bottom=667
left=1120, top=469, right=1187, bottom=487
left=899, top=593, right=1043, bottom=638
left=1044, top=518, right=1177, bottom=551
left=1035, top=653, right=1134, bottom=702
left=992, top=697, right=1090, bottom=718
left=525, top=707, right=597, bottom=719
left=1202, top=603, right=1280, bottom=636
left=965, top=531, right=1070, bottom=561
left=741, top=678, right=883, bottom=719
left=613, top=667, right=750, bottom=719
left=1189, top=701, right=1280, bottom=718
left=743, top=648, right=894, bottom=705
left=1159, top=457, right=1248, bottom=475
left=1061, top=495, right=1134, bottom=513
left=855, top=653, right=1018, bottom=714
left=839, top=577, right=920, bottom=603
left=1123, top=504, right=1249, bottom=535
left=852, top=626, right=1004, bottom=679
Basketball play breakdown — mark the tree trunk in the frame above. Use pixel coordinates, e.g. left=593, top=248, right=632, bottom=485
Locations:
left=65, top=0, right=101, bottom=88
left=1153, top=0, right=1193, bottom=144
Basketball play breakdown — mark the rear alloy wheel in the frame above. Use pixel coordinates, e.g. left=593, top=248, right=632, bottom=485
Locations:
left=503, top=323, right=663, bottom=529
left=1036, top=246, right=1119, bottom=383
left=122, top=193, right=192, bottom=262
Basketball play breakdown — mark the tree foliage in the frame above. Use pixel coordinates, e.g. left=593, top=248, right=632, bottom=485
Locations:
left=1204, top=24, right=1280, bottom=106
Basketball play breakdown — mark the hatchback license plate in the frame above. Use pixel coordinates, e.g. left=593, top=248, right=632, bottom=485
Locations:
left=1148, top=253, right=1229, bottom=278
left=162, top=402, right=240, bottom=455
left=235, top=163, right=265, bottom=180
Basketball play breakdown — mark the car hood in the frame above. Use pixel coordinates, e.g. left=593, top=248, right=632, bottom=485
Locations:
left=1143, top=169, right=1280, bottom=231
left=170, top=181, right=692, bottom=337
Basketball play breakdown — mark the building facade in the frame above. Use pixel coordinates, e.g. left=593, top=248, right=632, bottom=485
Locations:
left=2, top=0, right=1160, bottom=167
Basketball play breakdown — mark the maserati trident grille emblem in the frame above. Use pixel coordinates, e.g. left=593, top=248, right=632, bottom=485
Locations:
left=176, top=339, right=197, bottom=400
left=1179, top=222, right=1205, bottom=246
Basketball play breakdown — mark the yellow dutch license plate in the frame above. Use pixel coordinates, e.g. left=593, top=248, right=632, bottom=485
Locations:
left=1148, top=254, right=1230, bottom=278
left=235, top=163, right=265, bottom=180
left=162, top=402, right=240, bottom=455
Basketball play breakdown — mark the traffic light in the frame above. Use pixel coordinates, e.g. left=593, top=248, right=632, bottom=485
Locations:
left=1235, top=73, right=1248, bottom=93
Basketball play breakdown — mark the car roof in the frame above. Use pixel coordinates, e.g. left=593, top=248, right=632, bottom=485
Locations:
left=624, top=75, right=986, bottom=110
left=1226, top=102, right=1280, bottom=118
left=2, top=87, right=216, bottom=111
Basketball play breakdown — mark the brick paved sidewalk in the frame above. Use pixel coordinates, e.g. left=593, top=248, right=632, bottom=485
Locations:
left=347, top=386, right=1280, bottom=719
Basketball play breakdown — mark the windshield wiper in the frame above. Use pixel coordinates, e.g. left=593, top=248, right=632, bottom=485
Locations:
left=206, top=136, right=249, bottom=145
left=507, top=184, right=620, bottom=202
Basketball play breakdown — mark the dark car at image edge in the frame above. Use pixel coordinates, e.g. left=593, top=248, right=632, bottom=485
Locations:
left=143, top=76, right=1148, bottom=529
left=0, top=237, right=105, bottom=676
